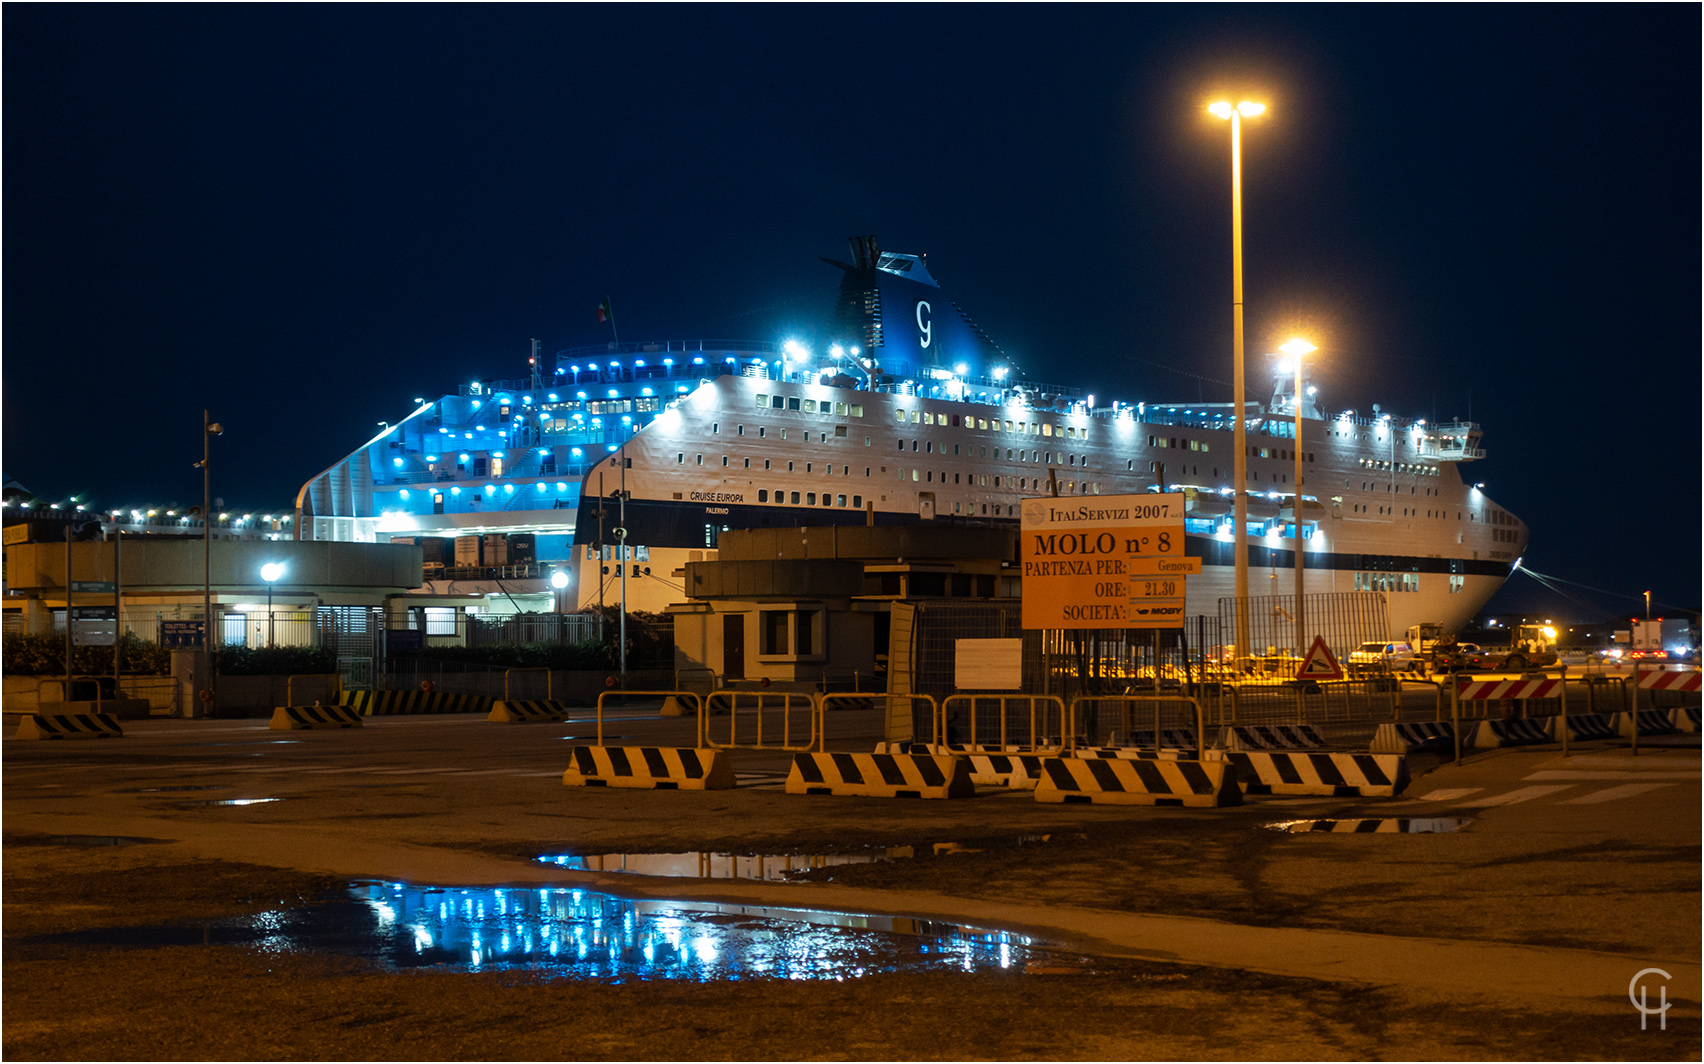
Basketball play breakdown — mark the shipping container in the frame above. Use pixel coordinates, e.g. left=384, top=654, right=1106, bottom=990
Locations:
left=507, top=532, right=537, bottom=565
left=454, top=535, right=483, bottom=566
left=481, top=533, right=508, bottom=565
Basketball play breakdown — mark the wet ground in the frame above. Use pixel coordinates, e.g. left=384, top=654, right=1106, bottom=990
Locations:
left=4, top=708, right=1700, bottom=1059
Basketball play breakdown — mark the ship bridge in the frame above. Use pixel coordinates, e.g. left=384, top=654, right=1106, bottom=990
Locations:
left=1416, top=421, right=1485, bottom=462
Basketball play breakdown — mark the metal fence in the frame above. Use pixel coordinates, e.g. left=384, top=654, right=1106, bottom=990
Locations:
left=1219, top=591, right=1391, bottom=663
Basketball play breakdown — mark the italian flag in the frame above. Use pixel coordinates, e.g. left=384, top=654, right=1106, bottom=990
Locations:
left=596, top=298, right=613, bottom=324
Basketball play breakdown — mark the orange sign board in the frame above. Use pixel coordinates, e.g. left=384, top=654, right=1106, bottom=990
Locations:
left=1296, top=636, right=1344, bottom=681
left=1019, top=494, right=1188, bottom=629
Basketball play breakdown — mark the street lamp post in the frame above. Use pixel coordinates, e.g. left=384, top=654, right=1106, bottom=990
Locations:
left=260, top=562, right=285, bottom=648
left=1280, top=339, right=1316, bottom=657
left=1209, top=99, right=1266, bottom=671
left=195, top=412, right=224, bottom=710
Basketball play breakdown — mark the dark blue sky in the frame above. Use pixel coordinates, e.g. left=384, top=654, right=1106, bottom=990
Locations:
left=5, top=5, right=1698, bottom=620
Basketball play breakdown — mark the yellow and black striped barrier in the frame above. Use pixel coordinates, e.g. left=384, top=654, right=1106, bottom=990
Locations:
left=562, top=746, right=735, bottom=790
left=1223, top=751, right=1408, bottom=798
left=269, top=705, right=364, bottom=730
left=340, top=690, right=493, bottom=716
left=14, top=712, right=125, bottom=740
left=1033, top=756, right=1239, bottom=807
left=489, top=700, right=574, bottom=723
left=785, top=751, right=974, bottom=799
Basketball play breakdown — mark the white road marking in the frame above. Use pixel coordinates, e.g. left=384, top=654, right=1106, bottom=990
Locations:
left=1553, top=755, right=1700, bottom=768
left=1460, top=785, right=1574, bottom=807
left=1524, top=770, right=1699, bottom=781
left=1413, top=788, right=1483, bottom=802
left=1559, top=783, right=1673, bottom=804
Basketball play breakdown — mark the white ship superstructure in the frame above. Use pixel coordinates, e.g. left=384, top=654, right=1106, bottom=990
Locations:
left=296, top=239, right=1525, bottom=635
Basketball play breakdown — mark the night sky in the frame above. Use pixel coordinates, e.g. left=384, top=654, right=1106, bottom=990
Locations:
left=5, top=6, right=1698, bottom=621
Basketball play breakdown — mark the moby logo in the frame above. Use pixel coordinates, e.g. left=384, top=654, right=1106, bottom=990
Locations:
left=1629, top=968, right=1672, bottom=1030
left=916, top=300, right=932, bottom=349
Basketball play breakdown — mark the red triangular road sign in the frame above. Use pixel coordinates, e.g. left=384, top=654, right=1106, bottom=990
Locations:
left=1297, top=636, right=1344, bottom=680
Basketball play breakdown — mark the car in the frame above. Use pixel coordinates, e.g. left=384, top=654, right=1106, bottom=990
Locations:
left=1348, top=641, right=1415, bottom=669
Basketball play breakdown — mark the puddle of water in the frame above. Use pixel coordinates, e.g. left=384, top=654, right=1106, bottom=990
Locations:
left=117, top=786, right=228, bottom=794
left=538, top=850, right=903, bottom=881
left=538, top=837, right=1052, bottom=883
left=1265, top=817, right=1472, bottom=834
left=177, top=798, right=285, bottom=807
left=28, top=881, right=1041, bottom=980
left=51, top=835, right=165, bottom=847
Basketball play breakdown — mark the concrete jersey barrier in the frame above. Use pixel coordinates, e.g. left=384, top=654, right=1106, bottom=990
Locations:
left=786, top=752, right=974, bottom=799
left=489, top=700, right=574, bottom=723
left=15, top=712, right=125, bottom=740
left=562, top=746, right=735, bottom=790
left=269, top=705, right=363, bottom=730
left=341, top=690, right=494, bottom=716
left=1225, top=751, right=1409, bottom=798
left=1472, top=718, right=1554, bottom=748
left=1221, top=724, right=1329, bottom=752
left=1033, top=757, right=1239, bottom=808
left=1369, top=721, right=1473, bottom=755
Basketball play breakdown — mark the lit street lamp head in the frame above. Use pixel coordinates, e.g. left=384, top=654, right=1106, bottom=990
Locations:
left=1209, top=101, right=1266, bottom=119
left=260, top=562, right=285, bottom=583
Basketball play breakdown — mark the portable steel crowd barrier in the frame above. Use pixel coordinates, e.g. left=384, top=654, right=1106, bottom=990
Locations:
left=703, top=690, right=819, bottom=753
left=285, top=672, right=344, bottom=709
left=1064, top=694, right=1206, bottom=760
left=936, top=693, right=1066, bottom=753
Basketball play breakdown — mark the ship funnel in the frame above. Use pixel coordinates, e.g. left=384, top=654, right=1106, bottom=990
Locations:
left=848, top=235, right=879, bottom=271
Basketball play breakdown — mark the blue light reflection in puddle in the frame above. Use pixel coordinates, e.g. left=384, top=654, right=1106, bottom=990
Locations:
left=356, top=881, right=1036, bottom=980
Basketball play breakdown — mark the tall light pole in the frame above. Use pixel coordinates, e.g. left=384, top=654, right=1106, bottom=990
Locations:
left=1279, top=339, right=1316, bottom=656
left=1208, top=99, right=1266, bottom=669
left=261, top=562, right=285, bottom=648
left=195, top=412, right=224, bottom=710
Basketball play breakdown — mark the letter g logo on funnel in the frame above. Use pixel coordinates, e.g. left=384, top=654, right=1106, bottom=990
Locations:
left=1629, top=968, right=1672, bottom=1030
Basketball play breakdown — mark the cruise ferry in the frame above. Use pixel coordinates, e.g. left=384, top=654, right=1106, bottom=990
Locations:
left=296, top=237, right=1524, bottom=636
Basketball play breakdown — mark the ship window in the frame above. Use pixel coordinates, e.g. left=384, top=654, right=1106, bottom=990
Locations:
left=837, top=494, right=846, bottom=507
left=759, top=427, right=766, bottom=438
left=954, top=473, right=960, bottom=484
left=853, top=495, right=862, bottom=508
left=835, top=425, right=847, bottom=437
left=912, top=440, right=918, bottom=451
left=807, top=492, right=816, bottom=505
left=923, top=413, right=934, bottom=425
left=926, top=441, right=933, bottom=453
left=785, top=397, right=799, bottom=411
left=771, top=396, right=784, bottom=409
left=803, top=400, right=817, bottom=413
left=898, top=440, right=904, bottom=451
left=712, top=423, right=719, bottom=434
left=788, top=461, right=794, bottom=471
left=865, top=467, right=870, bottom=476
left=790, top=491, right=800, bottom=504
left=764, top=459, right=771, bottom=469
left=780, top=429, right=787, bottom=440
left=774, top=484, right=783, bottom=498
left=758, top=489, right=768, bottom=502
left=910, top=411, right=919, bottom=424
left=835, top=402, right=846, bottom=415
left=911, top=470, right=919, bottom=481
left=1043, top=424, right=1053, bottom=437
left=850, top=405, right=863, bottom=417
left=677, top=453, right=684, bottom=463
left=696, top=454, right=703, bottom=465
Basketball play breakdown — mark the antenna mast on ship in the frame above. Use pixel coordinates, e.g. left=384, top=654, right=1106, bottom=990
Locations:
left=529, top=338, right=543, bottom=390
